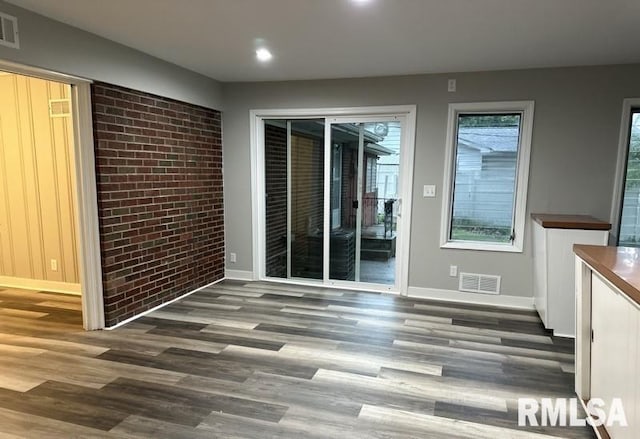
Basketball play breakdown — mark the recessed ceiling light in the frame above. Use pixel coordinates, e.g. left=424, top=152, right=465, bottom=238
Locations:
left=256, top=48, right=273, bottom=62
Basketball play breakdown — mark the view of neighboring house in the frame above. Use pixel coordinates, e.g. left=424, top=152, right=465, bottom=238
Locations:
left=452, top=125, right=519, bottom=242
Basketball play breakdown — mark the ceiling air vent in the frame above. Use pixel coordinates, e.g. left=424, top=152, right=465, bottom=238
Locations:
left=459, top=272, right=501, bottom=295
left=49, top=99, right=71, bottom=118
left=0, top=12, right=19, bottom=49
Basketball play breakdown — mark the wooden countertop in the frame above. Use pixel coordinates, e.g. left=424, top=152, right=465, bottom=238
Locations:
left=531, top=213, right=611, bottom=230
left=574, top=245, right=640, bottom=306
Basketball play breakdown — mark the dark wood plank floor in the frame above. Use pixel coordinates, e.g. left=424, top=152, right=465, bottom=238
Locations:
left=0, top=281, right=596, bottom=438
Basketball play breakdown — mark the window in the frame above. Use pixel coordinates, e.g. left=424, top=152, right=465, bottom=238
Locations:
left=440, top=101, right=534, bottom=252
left=365, top=156, right=376, bottom=192
left=616, top=104, right=640, bottom=246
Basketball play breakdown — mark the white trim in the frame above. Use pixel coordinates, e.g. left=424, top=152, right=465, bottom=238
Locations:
left=250, top=105, right=417, bottom=295
left=250, top=105, right=417, bottom=119
left=322, top=119, right=331, bottom=282
left=398, top=109, right=417, bottom=296
left=0, top=59, right=91, bottom=84
left=407, top=286, right=535, bottom=310
left=225, top=269, right=255, bottom=281
left=440, top=241, right=523, bottom=253
left=0, top=276, right=81, bottom=295
left=0, top=59, right=104, bottom=331
left=249, top=110, right=263, bottom=281
left=354, top=124, right=364, bottom=282
left=610, top=98, right=640, bottom=243
left=72, top=82, right=104, bottom=330
left=259, top=276, right=401, bottom=295
left=552, top=331, right=575, bottom=339
left=105, top=277, right=225, bottom=330
left=440, top=100, right=535, bottom=253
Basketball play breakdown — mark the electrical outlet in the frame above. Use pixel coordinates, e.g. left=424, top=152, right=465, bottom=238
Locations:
left=50, top=259, right=58, bottom=272
left=230, top=253, right=237, bottom=263
left=449, top=265, right=458, bottom=277
left=447, top=79, right=457, bottom=92
left=423, top=185, right=436, bottom=198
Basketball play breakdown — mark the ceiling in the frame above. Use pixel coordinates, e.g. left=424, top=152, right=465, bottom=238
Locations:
left=7, top=0, right=640, bottom=82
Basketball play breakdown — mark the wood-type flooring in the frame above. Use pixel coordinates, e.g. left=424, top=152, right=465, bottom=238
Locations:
left=0, top=281, right=596, bottom=438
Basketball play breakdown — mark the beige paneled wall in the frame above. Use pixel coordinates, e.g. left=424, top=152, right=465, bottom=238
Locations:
left=0, top=73, right=79, bottom=288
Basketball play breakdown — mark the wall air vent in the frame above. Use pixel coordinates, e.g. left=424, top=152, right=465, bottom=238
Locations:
left=459, top=272, right=501, bottom=295
left=0, top=12, right=19, bottom=49
left=49, top=99, right=71, bottom=118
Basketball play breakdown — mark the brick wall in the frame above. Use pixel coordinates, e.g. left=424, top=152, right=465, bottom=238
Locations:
left=91, top=82, right=224, bottom=326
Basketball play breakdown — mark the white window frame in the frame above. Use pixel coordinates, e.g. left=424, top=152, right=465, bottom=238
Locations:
left=610, top=98, right=640, bottom=244
left=440, top=101, right=535, bottom=253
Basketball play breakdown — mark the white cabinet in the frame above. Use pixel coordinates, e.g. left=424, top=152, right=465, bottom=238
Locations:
left=532, top=214, right=609, bottom=337
left=590, top=273, right=639, bottom=439
left=575, top=246, right=640, bottom=438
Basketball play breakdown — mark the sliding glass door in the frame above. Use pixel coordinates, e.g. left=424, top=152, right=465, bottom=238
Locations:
left=261, top=111, right=409, bottom=291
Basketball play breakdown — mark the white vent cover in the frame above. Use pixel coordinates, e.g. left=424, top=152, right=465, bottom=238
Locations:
left=459, top=272, right=501, bottom=295
left=0, top=12, right=19, bottom=49
left=49, top=99, right=71, bottom=118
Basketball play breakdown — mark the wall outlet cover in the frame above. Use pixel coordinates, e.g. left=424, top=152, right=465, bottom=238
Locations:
left=423, top=185, right=436, bottom=198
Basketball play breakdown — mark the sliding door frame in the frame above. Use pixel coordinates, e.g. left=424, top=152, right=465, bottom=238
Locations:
left=250, top=105, right=416, bottom=295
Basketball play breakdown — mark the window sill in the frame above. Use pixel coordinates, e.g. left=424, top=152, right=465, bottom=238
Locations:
left=440, top=241, right=523, bottom=253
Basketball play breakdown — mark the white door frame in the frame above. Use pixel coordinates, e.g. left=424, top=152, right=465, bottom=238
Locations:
left=250, top=105, right=416, bottom=295
left=0, top=59, right=105, bottom=330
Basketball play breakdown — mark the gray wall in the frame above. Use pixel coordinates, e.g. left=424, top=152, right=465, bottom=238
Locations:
left=0, top=1, right=222, bottom=109
left=222, top=64, right=640, bottom=297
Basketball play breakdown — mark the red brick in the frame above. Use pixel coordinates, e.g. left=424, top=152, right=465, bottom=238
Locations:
left=92, top=82, right=224, bottom=326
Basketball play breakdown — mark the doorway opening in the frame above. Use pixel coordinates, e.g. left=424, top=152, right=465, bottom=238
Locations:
left=252, top=106, right=416, bottom=294
left=0, top=71, right=83, bottom=325
left=0, top=61, right=103, bottom=329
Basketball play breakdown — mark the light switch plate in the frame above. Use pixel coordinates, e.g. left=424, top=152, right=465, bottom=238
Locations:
left=423, top=185, right=436, bottom=198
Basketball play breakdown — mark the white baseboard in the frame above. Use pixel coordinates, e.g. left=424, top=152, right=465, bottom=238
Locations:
left=104, top=277, right=225, bottom=330
left=225, top=269, right=255, bottom=281
left=407, top=286, right=534, bottom=310
left=553, top=331, right=575, bottom=339
left=0, top=276, right=81, bottom=295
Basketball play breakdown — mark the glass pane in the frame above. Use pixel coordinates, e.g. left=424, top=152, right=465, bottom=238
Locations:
left=329, top=121, right=399, bottom=285
left=619, top=111, right=640, bottom=246
left=264, top=119, right=324, bottom=279
left=291, top=121, right=325, bottom=279
left=450, top=114, right=521, bottom=243
left=329, top=123, right=358, bottom=281
left=361, top=121, right=400, bottom=285
left=264, top=120, right=288, bottom=278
